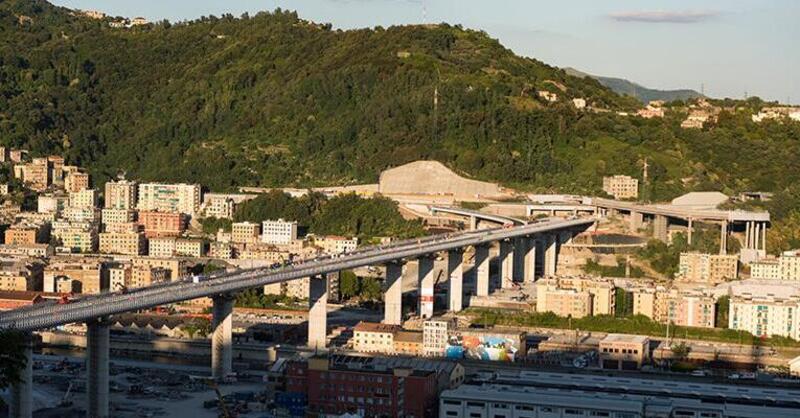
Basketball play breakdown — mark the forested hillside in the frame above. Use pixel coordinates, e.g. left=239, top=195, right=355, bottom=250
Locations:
left=1, top=0, right=799, bottom=210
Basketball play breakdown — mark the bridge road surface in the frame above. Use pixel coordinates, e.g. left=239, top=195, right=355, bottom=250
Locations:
left=0, top=217, right=593, bottom=332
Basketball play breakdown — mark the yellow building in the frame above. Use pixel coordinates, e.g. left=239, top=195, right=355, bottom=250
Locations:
left=99, top=231, right=146, bottom=256
left=352, top=321, right=401, bottom=354
left=599, top=334, right=650, bottom=370
left=602, top=175, right=638, bottom=200
left=678, top=252, right=738, bottom=284
left=535, top=277, right=615, bottom=318
left=231, top=222, right=260, bottom=244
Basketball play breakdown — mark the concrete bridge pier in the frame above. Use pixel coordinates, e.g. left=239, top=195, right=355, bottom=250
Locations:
left=524, top=237, right=538, bottom=282
left=447, top=250, right=464, bottom=312
left=544, top=234, right=557, bottom=277
left=629, top=211, right=643, bottom=232
left=474, top=244, right=490, bottom=297
left=499, top=240, right=514, bottom=289
left=87, top=318, right=110, bottom=418
left=383, top=261, right=404, bottom=325
left=512, top=237, right=526, bottom=283
left=211, top=294, right=235, bottom=379
left=719, top=221, right=728, bottom=255
left=308, top=275, right=328, bottom=350
left=469, top=215, right=478, bottom=230
left=418, top=255, right=435, bottom=319
left=9, top=331, right=33, bottom=418
left=688, top=218, right=694, bottom=245
left=653, top=215, right=668, bottom=242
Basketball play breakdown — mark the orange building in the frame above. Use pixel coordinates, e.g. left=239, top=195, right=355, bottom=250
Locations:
left=137, top=211, right=186, bottom=238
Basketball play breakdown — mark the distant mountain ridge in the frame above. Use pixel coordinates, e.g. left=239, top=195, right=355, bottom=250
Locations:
left=564, top=67, right=703, bottom=104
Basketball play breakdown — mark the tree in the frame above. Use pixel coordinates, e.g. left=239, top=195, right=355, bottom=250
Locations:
left=0, top=330, right=28, bottom=393
left=716, top=295, right=730, bottom=328
left=339, top=270, right=359, bottom=300
left=670, top=342, right=691, bottom=360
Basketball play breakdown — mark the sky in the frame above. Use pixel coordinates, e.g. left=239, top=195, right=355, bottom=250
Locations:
left=51, top=0, right=800, bottom=104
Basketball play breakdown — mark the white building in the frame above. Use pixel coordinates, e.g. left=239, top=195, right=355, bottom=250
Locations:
left=104, top=179, right=138, bottom=210
left=729, top=294, right=800, bottom=340
left=315, top=235, right=358, bottom=254
left=751, top=250, right=800, bottom=281
left=261, top=219, right=298, bottom=245
left=137, top=182, right=201, bottom=216
left=69, top=188, right=98, bottom=209
left=422, top=320, right=449, bottom=357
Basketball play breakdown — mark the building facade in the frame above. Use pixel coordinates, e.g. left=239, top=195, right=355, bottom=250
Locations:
left=105, top=180, right=138, bottom=210
left=678, top=252, right=739, bottom=284
left=602, top=175, right=639, bottom=200
left=262, top=219, right=298, bottom=245
left=137, top=182, right=201, bottom=215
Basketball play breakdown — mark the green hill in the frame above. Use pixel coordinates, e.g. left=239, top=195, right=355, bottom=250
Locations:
left=564, top=67, right=703, bottom=104
left=1, top=0, right=798, bottom=218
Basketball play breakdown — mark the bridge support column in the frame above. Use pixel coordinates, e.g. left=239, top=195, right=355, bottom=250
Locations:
left=383, top=261, right=403, bottom=325
left=653, top=215, right=668, bottom=242
left=761, top=222, right=767, bottom=253
left=474, top=245, right=490, bottom=297
left=9, top=331, right=33, bottom=418
left=87, top=318, right=110, bottom=418
left=308, top=275, right=328, bottom=349
left=719, top=221, right=728, bottom=255
left=688, top=218, right=694, bottom=245
left=629, top=211, right=643, bottom=232
left=418, top=256, right=435, bottom=319
left=544, top=235, right=557, bottom=277
left=499, top=240, right=514, bottom=289
left=524, top=237, right=538, bottom=282
left=469, top=215, right=478, bottom=230
left=448, top=250, right=464, bottom=312
left=211, top=294, right=234, bottom=380
left=512, top=238, right=525, bottom=283
left=384, top=262, right=404, bottom=325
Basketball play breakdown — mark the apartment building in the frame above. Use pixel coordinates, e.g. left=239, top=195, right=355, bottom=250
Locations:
left=209, top=242, right=233, bottom=259
left=138, top=211, right=185, bottom=238
left=423, top=320, right=449, bottom=357
left=535, top=277, right=615, bottom=318
left=16, top=158, right=51, bottom=191
left=352, top=321, right=402, bottom=354
left=201, top=193, right=256, bottom=219
left=69, top=188, right=97, bottom=209
left=105, top=180, right=138, bottom=209
left=729, top=294, right=800, bottom=340
left=130, top=257, right=187, bottom=280
left=148, top=237, right=205, bottom=258
left=4, top=225, right=45, bottom=245
left=678, top=252, right=738, bottom=284
left=0, top=243, right=54, bottom=258
left=231, top=221, right=261, bottom=244
left=129, top=266, right=170, bottom=289
left=602, top=175, right=638, bottom=199
left=262, top=219, right=298, bottom=245
left=37, top=194, right=69, bottom=214
left=62, top=206, right=101, bottom=224
left=632, top=287, right=716, bottom=328
left=0, top=261, right=44, bottom=292
left=751, top=250, right=800, bottom=281
left=314, top=235, right=358, bottom=254
left=137, top=182, right=201, bottom=216
left=44, top=259, right=109, bottom=294
left=51, top=222, right=98, bottom=253
left=99, top=231, right=146, bottom=256
left=64, top=171, right=90, bottom=193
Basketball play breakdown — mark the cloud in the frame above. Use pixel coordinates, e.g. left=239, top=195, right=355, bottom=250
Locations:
left=609, top=10, right=719, bottom=24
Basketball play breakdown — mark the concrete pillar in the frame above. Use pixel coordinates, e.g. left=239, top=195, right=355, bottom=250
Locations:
left=524, top=237, right=537, bottom=282
left=544, top=235, right=557, bottom=277
left=629, top=211, right=643, bottom=232
left=755, top=222, right=761, bottom=251
left=762, top=222, right=767, bottom=252
left=447, top=250, right=464, bottom=312
left=687, top=218, right=694, bottom=245
left=469, top=215, right=477, bottom=230
left=719, top=221, right=728, bottom=255
left=474, top=245, right=490, bottom=297
left=417, top=256, right=435, bottom=319
left=512, top=237, right=525, bottom=283
left=211, top=294, right=234, bottom=379
left=384, top=262, right=403, bottom=325
left=745, top=221, right=752, bottom=249
left=87, top=318, right=110, bottom=418
left=653, top=215, right=668, bottom=242
left=499, top=240, right=514, bottom=289
left=9, top=331, right=33, bottom=418
left=308, top=275, right=328, bottom=349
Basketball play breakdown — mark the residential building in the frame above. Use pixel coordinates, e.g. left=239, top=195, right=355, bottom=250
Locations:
left=678, top=252, right=739, bottom=284
left=555, top=276, right=615, bottom=316
left=537, top=90, right=557, bottom=102
left=572, top=98, right=586, bottom=109
left=750, top=257, right=781, bottom=279
left=284, top=355, right=440, bottom=418
left=16, top=158, right=51, bottom=191
left=101, top=208, right=136, bottom=227
left=38, top=194, right=69, bottom=214
left=148, top=237, right=204, bottom=257
left=352, top=321, right=401, bottom=354
left=438, top=372, right=800, bottom=418
left=314, top=235, right=358, bottom=254
left=69, top=188, right=98, bottom=209
left=5, top=225, right=43, bottom=246
left=138, top=210, right=185, bottom=238
left=108, top=263, right=132, bottom=291
left=43, top=258, right=109, bottom=294
left=602, top=175, right=639, bottom=199
left=423, top=320, right=449, bottom=357
left=201, top=193, right=256, bottom=219
left=0, top=183, right=9, bottom=195
left=261, top=219, right=298, bottom=245
left=535, top=280, right=593, bottom=318
left=0, top=243, right=54, bottom=258
left=129, top=266, right=169, bottom=289
left=231, top=221, right=260, bottom=244
left=636, top=104, right=665, bottom=118
left=99, top=231, right=146, bottom=256
left=105, top=179, right=138, bottom=209
left=130, top=257, right=187, bottom=280
left=130, top=17, right=148, bottom=26
left=598, top=334, right=650, bottom=370
left=285, top=276, right=309, bottom=299
left=51, top=223, right=98, bottom=253
left=176, top=239, right=204, bottom=257
left=137, top=182, right=201, bottom=216
left=729, top=294, right=800, bottom=340
left=209, top=242, right=233, bottom=259
left=9, top=149, right=25, bottom=163
left=64, top=171, right=90, bottom=193
left=62, top=206, right=101, bottom=224
left=394, top=330, right=424, bottom=355
left=0, top=291, right=46, bottom=311
left=0, top=261, right=44, bottom=292
left=0, top=147, right=7, bottom=162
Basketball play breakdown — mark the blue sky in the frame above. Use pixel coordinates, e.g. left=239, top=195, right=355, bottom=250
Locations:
left=52, top=0, right=799, bottom=104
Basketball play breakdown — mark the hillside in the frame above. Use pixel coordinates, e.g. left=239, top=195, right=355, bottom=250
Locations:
left=564, top=67, right=703, bottom=103
left=0, top=0, right=799, bottom=216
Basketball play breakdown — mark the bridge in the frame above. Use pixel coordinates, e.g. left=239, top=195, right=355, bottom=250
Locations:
left=591, top=197, right=770, bottom=263
left=0, top=216, right=593, bottom=418
left=429, top=206, right=526, bottom=229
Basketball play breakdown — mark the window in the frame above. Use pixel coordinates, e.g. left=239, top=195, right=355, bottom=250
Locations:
left=444, top=400, right=461, bottom=406
left=446, top=412, right=458, bottom=417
